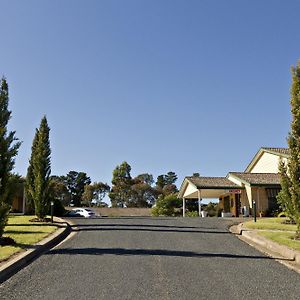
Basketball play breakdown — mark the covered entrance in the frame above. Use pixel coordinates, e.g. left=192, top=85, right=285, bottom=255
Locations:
left=178, top=176, right=244, bottom=217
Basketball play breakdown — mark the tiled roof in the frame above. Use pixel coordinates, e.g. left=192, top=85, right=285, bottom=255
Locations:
left=186, top=176, right=240, bottom=189
left=229, top=172, right=281, bottom=186
left=261, top=147, right=290, bottom=155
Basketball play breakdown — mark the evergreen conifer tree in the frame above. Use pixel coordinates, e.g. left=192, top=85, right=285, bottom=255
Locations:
left=25, top=129, right=38, bottom=214
left=0, top=78, right=21, bottom=237
left=277, top=61, right=300, bottom=238
left=26, top=116, right=51, bottom=219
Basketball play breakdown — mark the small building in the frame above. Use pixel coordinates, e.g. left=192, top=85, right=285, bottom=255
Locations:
left=178, top=147, right=288, bottom=217
left=11, top=177, right=26, bottom=214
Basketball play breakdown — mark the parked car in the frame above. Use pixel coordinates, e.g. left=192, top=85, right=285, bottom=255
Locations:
left=72, top=208, right=96, bottom=218
left=64, top=210, right=81, bottom=217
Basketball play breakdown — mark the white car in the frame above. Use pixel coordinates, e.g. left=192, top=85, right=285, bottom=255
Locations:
left=72, top=208, right=96, bottom=218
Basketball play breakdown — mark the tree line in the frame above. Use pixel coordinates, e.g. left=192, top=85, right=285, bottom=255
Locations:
left=109, top=162, right=178, bottom=208
left=39, top=164, right=178, bottom=209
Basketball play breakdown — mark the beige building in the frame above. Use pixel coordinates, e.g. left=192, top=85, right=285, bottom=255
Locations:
left=178, top=147, right=289, bottom=217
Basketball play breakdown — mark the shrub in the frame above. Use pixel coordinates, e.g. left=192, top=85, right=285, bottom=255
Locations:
left=186, top=200, right=199, bottom=212
left=0, top=204, right=10, bottom=237
left=278, top=212, right=287, bottom=218
left=204, top=202, right=219, bottom=217
left=265, top=207, right=281, bottom=217
left=186, top=211, right=198, bottom=217
left=151, top=194, right=181, bottom=216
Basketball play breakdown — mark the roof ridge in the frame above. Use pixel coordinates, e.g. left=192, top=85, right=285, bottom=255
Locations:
left=228, top=172, right=279, bottom=175
left=261, top=147, right=289, bottom=151
left=187, top=176, right=227, bottom=178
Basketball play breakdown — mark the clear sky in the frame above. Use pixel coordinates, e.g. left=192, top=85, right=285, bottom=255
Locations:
left=1, top=1, right=300, bottom=204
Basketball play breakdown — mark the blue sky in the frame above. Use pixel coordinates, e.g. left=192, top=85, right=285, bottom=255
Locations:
left=1, top=1, right=300, bottom=202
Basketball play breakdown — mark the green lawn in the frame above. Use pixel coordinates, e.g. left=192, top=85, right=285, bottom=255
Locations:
left=243, top=217, right=297, bottom=231
left=258, top=231, right=300, bottom=252
left=0, top=215, right=57, bottom=262
left=243, top=217, right=300, bottom=252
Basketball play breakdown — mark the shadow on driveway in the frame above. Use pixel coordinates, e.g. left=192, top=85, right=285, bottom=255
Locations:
left=46, top=247, right=291, bottom=261
left=70, top=227, right=229, bottom=234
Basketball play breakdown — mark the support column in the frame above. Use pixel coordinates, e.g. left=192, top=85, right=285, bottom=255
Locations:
left=257, top=188, right=260, bottom=216
left=22, top=186, right=26, bottom=215
left=198, top=189, right=202, bottom=217
left=183, top=197, right=186, bottom=217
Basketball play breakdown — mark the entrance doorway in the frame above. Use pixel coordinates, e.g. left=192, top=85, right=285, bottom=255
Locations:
left=224, top=196, right=230, bottom=213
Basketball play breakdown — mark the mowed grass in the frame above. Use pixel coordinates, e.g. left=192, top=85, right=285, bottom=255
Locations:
left=0, top=215, right=57, bottom=262
left=243, top=217, right=297, bottom=231
left=258, top=231, right=300, bottom=252
left=243, top=217, right=300, bottom=252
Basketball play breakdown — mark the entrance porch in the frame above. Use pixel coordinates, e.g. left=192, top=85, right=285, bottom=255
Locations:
left=178, top=176, right=244, bottom=217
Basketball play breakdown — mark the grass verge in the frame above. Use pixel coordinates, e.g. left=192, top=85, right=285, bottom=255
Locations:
left=258, top=231, right=300, bottom=252
left=0, top=215, right=57, bottom=262
left=243, top=217, right=297, bottom=231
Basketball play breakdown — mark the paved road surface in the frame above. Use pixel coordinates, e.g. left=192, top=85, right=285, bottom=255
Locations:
left=1, top=217, right=300, bottom=300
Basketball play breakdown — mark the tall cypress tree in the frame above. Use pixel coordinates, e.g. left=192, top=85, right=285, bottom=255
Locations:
left=25, top=129, right=38, bottom=214
left=277, top=60, right=300, bottom=238
left=0, top=78, right=21, bottom=238
left=26, top=116, right=51, bottom=219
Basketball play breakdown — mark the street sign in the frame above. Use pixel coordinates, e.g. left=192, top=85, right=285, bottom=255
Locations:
left=229, top=189, right=241, bottom=194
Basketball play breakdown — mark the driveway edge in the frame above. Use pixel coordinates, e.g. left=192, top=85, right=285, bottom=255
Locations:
left=0, top=217, right=71, bottom=284
left=229, top=223, right=300, bottom=274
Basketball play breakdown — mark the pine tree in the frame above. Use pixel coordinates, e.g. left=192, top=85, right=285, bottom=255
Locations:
left=277, top=61, right=300, bottom=238
left=0, top=78, right=21, bottom=238
left=156, top=175, right=166, bottom=189
left=165, top=171, right=178, bottom=185
left=64, top=171, right=91, bottom=206
left=26, top=116, right=51, bottom=219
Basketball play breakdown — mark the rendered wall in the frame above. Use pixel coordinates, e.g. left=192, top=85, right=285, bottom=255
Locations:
left=250, top=152, right=287, bottom=173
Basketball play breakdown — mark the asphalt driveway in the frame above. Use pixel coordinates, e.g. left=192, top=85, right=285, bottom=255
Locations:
left=0, top=217, right=299, bottom=300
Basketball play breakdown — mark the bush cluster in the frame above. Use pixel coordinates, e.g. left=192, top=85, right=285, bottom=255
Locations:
left=151, top=194, right=181, bottom=216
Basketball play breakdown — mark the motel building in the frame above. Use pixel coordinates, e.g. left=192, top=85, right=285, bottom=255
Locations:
left=178, top=147, right=289, bottom=217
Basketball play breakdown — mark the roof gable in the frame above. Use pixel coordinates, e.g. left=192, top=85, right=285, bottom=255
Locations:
left=245, top=147, right=289, bottom=172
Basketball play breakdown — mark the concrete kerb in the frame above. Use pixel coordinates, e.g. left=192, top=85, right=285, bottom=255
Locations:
left=228, top=223, right=244, bottom=235
left=0, top=217, right=72, bottom=284
left=229, top=222, right=300, bottom=273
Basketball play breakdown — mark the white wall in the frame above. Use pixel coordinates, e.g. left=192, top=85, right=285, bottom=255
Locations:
left=183, top=182, right=198, bottom=198
left=250, top=152, right=287, bottom=173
